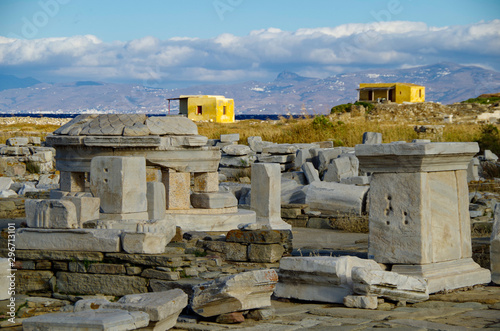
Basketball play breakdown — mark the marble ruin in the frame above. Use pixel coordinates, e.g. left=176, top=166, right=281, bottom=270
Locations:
left=356, top=142, right=491, bottom=293
left=0, top=115, right=497, bottom=329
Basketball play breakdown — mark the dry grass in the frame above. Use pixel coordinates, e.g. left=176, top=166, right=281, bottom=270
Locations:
left=198, top=116, right=484, bottom=147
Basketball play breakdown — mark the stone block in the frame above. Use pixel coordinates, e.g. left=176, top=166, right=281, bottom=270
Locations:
left=262, top=144, right=298, bottom=155
left=169, top=135, right=208, bottom=146
left=467, top=158, right=480, bottom=182
left=294, top=148, right=313, bottom=169
left=251, top=163, right=291, bottom=230
left=56, top=272, right=148, bottom=296
left=25, top=199, right=78, bottom=229
left=16, top=228, right=122, bottom=252
left=226, top=229, right=285, bottom=244
left=163, top=171, right=190, bottom=210
left=87, top=263, right=126, bottom=274
left=484, top=149, right=499, bottom=161
left=248, top=136, right=273, bottom=153
left=307, top=217, right=333, bottom=229
left=61, top=196, right=100, bottom=227
left=305, top=181, right=369, bottom=216
left=220, top=155, right=254, bottom=167
left=29, top=136, right=41, bottom=145
left=191, top=269, right=278, bottom=317
left=352, top=267, right=429, bottom=303
left=203, top=241, right=248, bottom=261
left=0, top=177, right=13, bottom=191
left=491, top=203, right=500, bottom=285
left=340, top=176, right=371, bottom=185
left=323, top=154, right=359, bottom=182
left=362, top=132, right=382, bottom=145
left=122, top=232, right=168, bottom=254
left=258, top=154, right=295, bottom=164
left=248, top=244, right=285, bottom=263
left=194, top=172, right=219, bottom=193
left=0, top=258, right=10, bottom=300
left=0, top=157, right=26, bottom=177
left=147, top=181, right=166, bottom=220
left=302, top=162, right=320, bottom=184
left=15, top=270, right=54, bottom=293
left=280, top=178, right=307, bottom=205
left=191, top=192, right=238, bottom=209
left=59, top=171, right=86, bottom=192
left=0, top=146, right=30, bottom=156
left=6, top=137, right=29, bottom=146
left=31, top=150, right=53, bottom=162
left=317, top=148, right=343, bottom=174
left=105, top=289, right=188, bottom=324
left=146, top=116, right=198, bottom=135
left=220, top=133, right=240, bottom=143
left=90, top=156, right=147, bottom=214
left=343, top=295, right=378, bottom=309
left=141, top=269, right=180, bottom=281
left=275, top=256, right=382, bottom=303
left=170, top=209, right=256, bottom=232
left=22, top=309, right=149, bottom=331
left=222, top=144, right=251, bottom=156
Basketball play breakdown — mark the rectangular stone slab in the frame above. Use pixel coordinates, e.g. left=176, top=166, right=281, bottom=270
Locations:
left=16, top=228, right=122, bottom=252
left=22, top=309, right=149, bottom=331
left=355, top=142, right=479, bottom=173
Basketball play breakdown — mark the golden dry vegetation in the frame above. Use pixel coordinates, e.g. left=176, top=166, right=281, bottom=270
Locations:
left=198, top=115, right=487, bottom=147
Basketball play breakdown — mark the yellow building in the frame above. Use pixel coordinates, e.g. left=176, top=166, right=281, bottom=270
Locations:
left=168, top=95, right=235, bottom=123
left=357, top=83, right=425, bottom=103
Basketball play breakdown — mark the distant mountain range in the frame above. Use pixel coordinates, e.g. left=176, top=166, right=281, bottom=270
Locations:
left=1, top=63, right=499, bottom=115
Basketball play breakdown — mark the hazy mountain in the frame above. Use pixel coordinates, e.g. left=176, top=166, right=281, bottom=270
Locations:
left=0, top=74, right=41, bottom=92
left=0, top=63, right=499, bottom=115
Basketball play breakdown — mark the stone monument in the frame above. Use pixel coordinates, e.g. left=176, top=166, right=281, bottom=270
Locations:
left=356, top=142, right=491, bottom=293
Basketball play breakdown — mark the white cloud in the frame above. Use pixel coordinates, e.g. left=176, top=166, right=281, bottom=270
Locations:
left=0, top=20, right=499, bottom=86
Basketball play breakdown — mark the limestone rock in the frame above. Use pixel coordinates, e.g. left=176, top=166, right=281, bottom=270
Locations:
left=0, top=258, right=10, bottom=300
left=146, top=182, right=166, bottom=220
left=146, top=116, right=198, bottom=135
left=61, top=196, right=100, bottom=227
left=352, top=267, right=429, bottom=303
left=323, top=154, right=359, bottom=182
left=56, top=272, right=148, bottom=296
left=191, top=269, right=278, bottom=317
left=247, top=244, right=285, bottom=263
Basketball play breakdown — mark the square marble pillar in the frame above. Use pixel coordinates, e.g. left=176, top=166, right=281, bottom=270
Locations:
left=356, top=142, right=491, bottom=293
left=162, top=170, right=190, bottom=210
left=251, top=163, right=291, bottom=230
left=90, top=156, right=148, bottom=218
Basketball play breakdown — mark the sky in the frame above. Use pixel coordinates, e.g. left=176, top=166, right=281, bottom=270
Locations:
left=0, top=0, right=499, bottom=88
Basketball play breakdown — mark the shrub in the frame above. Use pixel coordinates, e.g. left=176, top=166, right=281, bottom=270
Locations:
left=330, top=103, right=353, bottom=114
left=312, top=115, right=333, bottom=129
left=476, top=124, right=500, bottom=156
left=354, top=101, right=375, bottom=113
left=462, top=97, right=500, bottom=105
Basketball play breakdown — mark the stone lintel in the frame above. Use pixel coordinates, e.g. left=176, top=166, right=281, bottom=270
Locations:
left=356, top=142, right=479, bottom=173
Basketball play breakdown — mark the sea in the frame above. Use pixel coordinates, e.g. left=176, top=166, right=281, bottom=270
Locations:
left=0, top=113, right=307, bottom=121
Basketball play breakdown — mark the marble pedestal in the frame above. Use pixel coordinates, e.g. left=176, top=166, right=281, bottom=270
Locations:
left=356, top=142, right=491, bottom=293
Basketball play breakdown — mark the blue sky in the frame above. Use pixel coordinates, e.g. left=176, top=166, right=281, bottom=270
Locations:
left=0, top=0, right=499, bottom=88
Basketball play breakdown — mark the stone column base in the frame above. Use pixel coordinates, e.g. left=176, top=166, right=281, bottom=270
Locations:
left=392, top=258, right=491, bottom=294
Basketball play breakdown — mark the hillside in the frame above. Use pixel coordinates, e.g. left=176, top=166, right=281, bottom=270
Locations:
left=0, top=63, right=499, bottom=115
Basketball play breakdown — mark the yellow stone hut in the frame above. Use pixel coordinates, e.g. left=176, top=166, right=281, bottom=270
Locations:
left=357, top=83, right=425, bottom=103
left=168, top=95, right=235, bottom=123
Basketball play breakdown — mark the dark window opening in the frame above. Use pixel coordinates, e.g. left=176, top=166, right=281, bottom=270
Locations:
left=223, top=106, right=226, bottom=115
left=419, top=89, right=422, bottom=98
left=197, top=105, right=202, bottom=115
